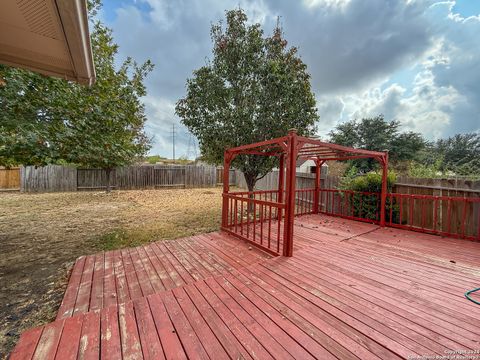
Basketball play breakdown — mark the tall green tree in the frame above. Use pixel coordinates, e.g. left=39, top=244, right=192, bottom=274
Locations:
left=329, top=115, right=425, bottom=172
left=58, top=19, right=153, bottom=192
left=436, top=133, right=480, bottom=172
left=417, top=133, right=480, bottom=177
left=176, top=9, right=318, bottom=191
left=0, top=0, right=153, bottom=191
left=0, top=66, right=69, bottom=167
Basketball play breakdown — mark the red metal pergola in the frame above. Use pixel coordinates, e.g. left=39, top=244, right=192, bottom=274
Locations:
left=221, top=129, right=389, bottom=257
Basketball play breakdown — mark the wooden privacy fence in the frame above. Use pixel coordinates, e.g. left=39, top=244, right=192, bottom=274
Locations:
left=0, top=167, right=21, bottom=190
left=216, top=167, right=237, bottom=185
left=20, top=165, right=224, bottom=192
left=21, top=166, right=77, bottom=192
left=234, top=169, right=333, bottom=190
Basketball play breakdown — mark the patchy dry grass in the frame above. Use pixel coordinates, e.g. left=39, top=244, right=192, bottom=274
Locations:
left=0, top=188, right=223, bottom=357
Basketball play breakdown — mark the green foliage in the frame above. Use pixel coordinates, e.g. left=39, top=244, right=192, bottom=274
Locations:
left=57, top=21, right=153, bottom=174
left=410, top=133, right=480, bottom=179
left=329, top=115, right=425, bottom=172
left=175, top=156, right=192, bottom=165
left=0, top=67, right=69, bottom=166
left=435, top=133, right=480, bottom=177
left=176, top=9, right=318, bottom=190
left=341, top=171, right=396, bottom=193
left=146, top=155, right=166, bottom=164
left=339, top=171, right=397, bottom=222
left=408, top=158, right=443, bottom=178
left=0, top=0, right=153, bottom=190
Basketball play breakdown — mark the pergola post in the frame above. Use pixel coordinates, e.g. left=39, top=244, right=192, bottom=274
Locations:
left=283, top=129, right=298, bottom=257
left=221, top=151, right=232, bottom=228
left=278, top=154, right=285, bottom=204
left=219, top=132, right=389, bottom=257
left=313, top=159, right=324, bottom=214
left=379, top=151, right=389, bottom=227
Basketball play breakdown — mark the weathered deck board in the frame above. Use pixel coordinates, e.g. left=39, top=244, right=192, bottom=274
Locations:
left=11, top=214, right=480, bottom=359
left=56, top=232, right=271, bottom=320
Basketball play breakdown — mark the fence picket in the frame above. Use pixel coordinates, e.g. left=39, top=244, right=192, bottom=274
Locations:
left=19, top=165, right=220, bottom=192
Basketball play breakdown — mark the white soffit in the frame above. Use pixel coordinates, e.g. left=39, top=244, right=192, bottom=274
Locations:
left=0, top=0, right=95, bottom=85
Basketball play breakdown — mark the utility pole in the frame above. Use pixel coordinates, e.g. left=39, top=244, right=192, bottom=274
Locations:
left=171, top=123, right=176, bottom=162
left=186, top=134, right=198, bottom=160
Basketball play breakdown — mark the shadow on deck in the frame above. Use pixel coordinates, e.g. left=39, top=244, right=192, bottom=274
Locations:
left=10, top=214, right=480, bottom=359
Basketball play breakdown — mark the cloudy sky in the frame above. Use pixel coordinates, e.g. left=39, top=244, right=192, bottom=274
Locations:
left=100, top=0, right=480, bottom=158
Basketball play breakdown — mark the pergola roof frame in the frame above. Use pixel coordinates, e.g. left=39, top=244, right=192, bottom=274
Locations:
left=221, top=129, right=389, bottom=257
left=226, top=132, right=386, bottom=162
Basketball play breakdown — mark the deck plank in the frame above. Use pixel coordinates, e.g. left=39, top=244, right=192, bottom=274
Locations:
left=212, top=276, right=317, bottom=360
left=100, top=306, right=122, bottom=360
left=77, top=311, right=100, bottom=360
left=121, top=249, right=144, bottom=300
left=10, top=214, right=480, bottom=359
left=160, top=290, right=210, bottom=360
left=289, top=250, right=480, bottom=347
left=129, top=247, right=155, bottom=297
left=182, top=283, right=254, bottom=360
left=56, top=231, right=270, bottom=320
left=112, top=250, right=130, bottom=305
left=72, top=255, right=95, bottom=316
left=296, top=246, right=480, bottom=338
left=32, top=320, right=64, bottom=360
left=173, top=287, right=230, bottom=359
left=102, top=250, right=117, bottom=309
left=147, top=293, right=187, bottom=360
left=133, top=297, right=165, bottom=360
left=193, top=280, right=276, bottom=360
left=255, top=262, right=442, bottom=356
left=55, top=316, right=83, bottom=359
left=204, top=276, right=295, bottom=360
left=89, top=253, right=105, bottom=312
left=118, top=302, right=143, bottom=360
left=223, top=273, right=337, bottom=359
left=9, top=327, right=43, bottom=360
left=279, top=256, right=473, bottom=350
left=56, top=256, right=86, bottom=320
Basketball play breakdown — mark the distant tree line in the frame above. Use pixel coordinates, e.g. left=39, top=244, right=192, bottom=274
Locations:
left=329, top=115, right=480, bottom=178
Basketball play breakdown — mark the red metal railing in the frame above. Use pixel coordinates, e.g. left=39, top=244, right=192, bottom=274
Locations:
left=387, top=193, right=480, bottom=240
left=317, top=188, right=381, bottom=224
left=222, top=190, right=285, bottom=255
left=222, top=187, right=479, bottom=256
left=314, top=189, right=480, bottom=240
left=295, top=188, right=315, bottom=216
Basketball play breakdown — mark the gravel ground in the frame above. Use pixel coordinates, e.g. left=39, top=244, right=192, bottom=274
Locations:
left=0, top=188, right=222, bottom=357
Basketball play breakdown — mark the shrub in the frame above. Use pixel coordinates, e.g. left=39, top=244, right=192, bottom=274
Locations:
left=339, top=170, right=398, bottom=222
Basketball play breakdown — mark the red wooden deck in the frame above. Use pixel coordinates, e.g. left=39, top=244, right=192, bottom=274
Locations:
left=11, top=214, right=480, bottom=359
left=55, top=233, right=271, bottom=320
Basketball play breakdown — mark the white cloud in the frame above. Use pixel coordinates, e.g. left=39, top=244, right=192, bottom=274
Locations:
left=315, top=1, right=480, bottom=140
left=103, top=0, right=480, bottom=155
left=303, top=0, right=352, bottom=11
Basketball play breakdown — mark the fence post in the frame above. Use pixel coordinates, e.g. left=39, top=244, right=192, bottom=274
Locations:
left=283, top=129, right=298, bottom=257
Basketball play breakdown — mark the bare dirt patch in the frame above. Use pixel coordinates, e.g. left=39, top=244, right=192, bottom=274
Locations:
left=0, top=188, right=222, bottom=357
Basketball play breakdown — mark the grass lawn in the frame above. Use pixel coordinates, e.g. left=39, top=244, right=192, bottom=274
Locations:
left=0, top=187, right=223, bottom=357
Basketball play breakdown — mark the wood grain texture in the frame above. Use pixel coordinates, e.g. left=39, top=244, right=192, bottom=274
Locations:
left=11, top=214, right=480, bottom=359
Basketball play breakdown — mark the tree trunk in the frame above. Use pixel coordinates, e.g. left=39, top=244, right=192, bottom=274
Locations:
left=105, top=168, right=112, bottom=193
left=244, top=172, right=257, bottom=212
left=244, top=173, right=256, bottom=192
